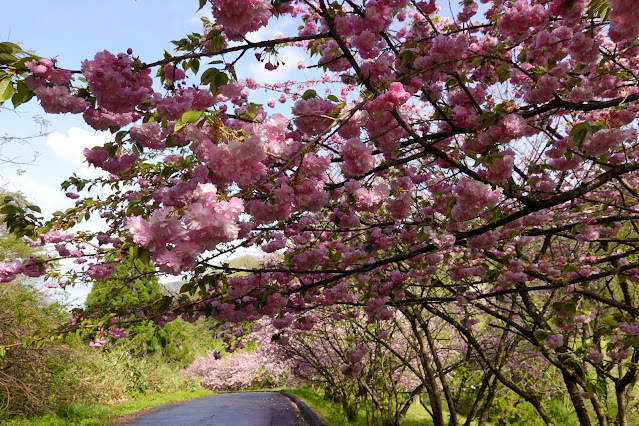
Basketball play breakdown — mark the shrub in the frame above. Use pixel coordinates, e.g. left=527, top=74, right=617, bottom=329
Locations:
left=184, top=348, right=291, bottom=391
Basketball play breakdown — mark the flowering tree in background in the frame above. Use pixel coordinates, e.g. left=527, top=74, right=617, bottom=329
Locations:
left=2, top=0, right=639, bottom=423
left=276, top=309, right=424, bottom=424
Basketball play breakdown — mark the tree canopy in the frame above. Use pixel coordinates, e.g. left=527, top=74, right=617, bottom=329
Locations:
left=2, top=0, right=639, bottom=423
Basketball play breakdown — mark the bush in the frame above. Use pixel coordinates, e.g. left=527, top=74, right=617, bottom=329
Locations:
left=0, top=281, right=91, bottom=418
left=0, top=281, right=201, bottom=421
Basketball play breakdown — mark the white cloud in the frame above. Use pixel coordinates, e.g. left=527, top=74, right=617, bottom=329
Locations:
left=244, top=46, right=307, bottom=85
left=5, top=172, right=70, bottom=217
left=45, top=127, right=110, bottom=180
left=1, top=126, right=113, bottom=225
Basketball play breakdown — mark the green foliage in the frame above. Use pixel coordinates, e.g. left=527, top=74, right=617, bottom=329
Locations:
left=0, top=281, right=91, bottom=419
left=284, top=387, right=370, bottom=426
left=0, top=42, right=38, bottom=108
left=283, top=388, right=436, bottom=426
left=83, top=256, right=223, bottom=367
left=115, top=318, right=218, bottom=367
left=486, top=393, right=579, bottom=426
left=0, top=390, right=213, bottom=425
left=0, top=192, right=42, bottom=238
left=0, top=270, right=213, bottom=421
left=0, top=191, right=43, bottom=260
left=226, top=254, right=261, bottom=270
left=84, top=259, right=160, bottom=311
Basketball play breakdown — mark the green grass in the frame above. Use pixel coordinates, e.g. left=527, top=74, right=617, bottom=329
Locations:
left=283, top=388, right=366, bottom=425
left=107, top=389, right=214, bottom=418
left=0, top=390, right=214, bottom=426
left=282, top=388, right=583, bottom=426
left=282, top=388, right=436, bottom=426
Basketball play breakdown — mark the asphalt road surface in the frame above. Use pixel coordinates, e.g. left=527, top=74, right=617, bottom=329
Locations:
left=126, top=392, right=305, bottom=426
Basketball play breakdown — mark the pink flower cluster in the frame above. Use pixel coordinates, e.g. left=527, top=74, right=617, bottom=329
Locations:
left=545, top=334, right=563, bottom=349
left=466, top=114, right=530, bottom=153
left=163, top=63, right=186, bottom=82
left=84, top=148, right=139, bottom=176
left=340, top=138, right=376, bottom=178
left=350, top=182, right=389, bottom=212
left=25, top=58, right=89, bottom=114
left=608, top=0, right=639, bottom=42
left=478, top=150, right=515, bottom=183
left=86, top=264, right=117, bottom=280
left=365, top=82, right=411, bottom=112
left=31, top=85, right=89, bottom=114
left=151, top=87, right=214, bottom=120
left=185, top=345, right=291, bottom=391
left=129, top=121, right=165, bottom=149
left=292, top=97, right=336, bottom=135
left=0, top=256, right=48, bottom=282
left=467, top=230, right=500, bottom=249
left=81, top=51, right=153, bottom=113
left=126, top=183, right=244, bottom=273
left=451, top=177, right=501, bottom=221
left=499, top=0, right=548, bottom=40
left=83, top=108, right=137, bottom=131
left=189, top=115, right=295, bottom=188
left=210, top=0, right=273, bottom=40
left=581, top=129, right=633, bottom=157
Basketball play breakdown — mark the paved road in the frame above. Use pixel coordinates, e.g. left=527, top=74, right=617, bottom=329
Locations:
left=126, top=392, right=305, bottom=426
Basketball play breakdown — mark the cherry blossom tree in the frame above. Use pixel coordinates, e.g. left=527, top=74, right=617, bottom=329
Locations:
left=276, top=309, right=424, bottom=424
left=2, top=0, right=639, bottom=423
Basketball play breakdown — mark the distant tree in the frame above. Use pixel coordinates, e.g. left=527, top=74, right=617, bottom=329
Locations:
left=85, top=258, right=160, bottom=312
left=0, top=190, right=42, bottom=261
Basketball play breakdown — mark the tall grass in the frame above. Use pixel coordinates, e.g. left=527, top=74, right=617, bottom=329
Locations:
left=0, top=281, right=210, bottom=423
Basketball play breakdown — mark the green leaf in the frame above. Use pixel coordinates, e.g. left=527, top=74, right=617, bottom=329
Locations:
left=12, top=80, right=34, bottom=108
left=397, top=50, right=417, bottom=69
left=0, top=43, right=14, bottom=54
left=129, top=244, right=140, bottom=262
left=139, top=249, right=151, bottom=266
left=201, top=68, right=219, bottom=85
left=302, top=89, right=317, bottom=100
left=180, top=282, right=195, bottom=293
left=445, top=77, right=458, bottom=88
left=214, top=71, right=228, bottom=88
left=272, top=0, right=282, bottom=15
left=181, top=110, right=204, bottom=124
left=588, top=0, right=610, bottom=20
left=496, top=64, right=511, bottom=83
left=478, top=111, right=500, bottom=129
left=0, top=78, right=13, bottom=105
left=174, top=110, right=204, bottom=133
left=0, top=53, right=16, bottom=65
left=327, top=94, right=340, bottom=102
left=533, top=329, right=548, bottom=341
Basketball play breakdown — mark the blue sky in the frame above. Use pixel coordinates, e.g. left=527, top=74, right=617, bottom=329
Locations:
left=1, top=1, right=210, bottom=304
left=1, top=1, right=306, bottom=205
left=1, top=1, right=307, bottom=211
left=0, top=0, right=308, bottom=304
left=1, top=1, right=209, bottom=206
left=1, top=1, right=467, bottom=304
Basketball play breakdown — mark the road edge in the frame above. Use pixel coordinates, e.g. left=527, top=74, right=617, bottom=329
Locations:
left=279, top=390, right=325, bottom=426
left=109, top=393, right=215, bottom=425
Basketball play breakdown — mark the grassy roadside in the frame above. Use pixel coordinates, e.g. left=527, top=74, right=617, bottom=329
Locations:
left=0, top=390, right=214, bottom=426
left=282, top=388, right=435, bottom=426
